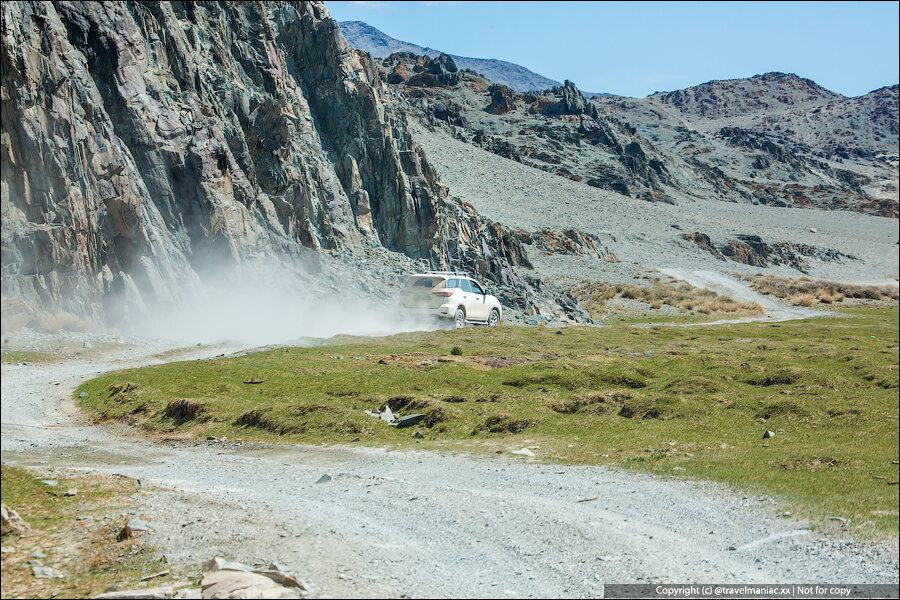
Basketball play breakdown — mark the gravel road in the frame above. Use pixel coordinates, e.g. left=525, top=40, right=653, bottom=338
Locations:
left=2, top=336, right=898, bottom=597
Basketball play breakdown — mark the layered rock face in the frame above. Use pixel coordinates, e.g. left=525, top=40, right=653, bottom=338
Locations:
left=1, top=1, right=534, bottom=323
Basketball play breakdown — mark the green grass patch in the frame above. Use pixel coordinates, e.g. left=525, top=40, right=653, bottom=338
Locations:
left=1, top=350, right=62, bottom=364
left=602, top=312, right=737, bottom=326
left=1, top=342, right=132, bottom=365
left=1, top=465, right=161, bottom=599
left=76, top=307, right=900, bottom=536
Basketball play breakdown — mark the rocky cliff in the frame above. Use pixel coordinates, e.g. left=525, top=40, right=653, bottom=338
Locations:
left=1, top=1, right=549, bottom=324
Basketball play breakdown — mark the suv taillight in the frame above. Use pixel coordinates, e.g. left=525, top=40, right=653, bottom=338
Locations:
left=432, top=290, right=453, bottom=297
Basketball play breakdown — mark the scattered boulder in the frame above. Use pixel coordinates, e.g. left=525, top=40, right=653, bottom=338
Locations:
left=32, top=565, right=54, bottom=578
left=201, top=570, right=300, bottom=599
left=1, top=503, right=31, bottom=535
left=200, top=556, right=306, bottom=599
left=763, top=430, right=776, bottom=439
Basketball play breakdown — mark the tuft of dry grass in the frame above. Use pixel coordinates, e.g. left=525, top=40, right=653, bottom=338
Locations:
left=742, top=274, right=899, bottom=307
left=792, top=293, right=817, bottom=307
left=571, top=278, right=764, bottom=319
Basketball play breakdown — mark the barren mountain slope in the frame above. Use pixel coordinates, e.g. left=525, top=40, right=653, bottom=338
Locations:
left=409, top=118, right=899, bottom=288
left=378, top=54, right=898, bottom=220
left=644, top=73, right=898, bottom=158
left=339, top=19, right=562, bottom=93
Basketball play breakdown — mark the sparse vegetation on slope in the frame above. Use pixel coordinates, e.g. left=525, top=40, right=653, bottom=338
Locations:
left=570, top=278, right=764, bottom=320
left=0, top=465, right=159, bottom=599
left=77, top=308, right=899, bottom=536
left=741, top=274, right=900, bottom=306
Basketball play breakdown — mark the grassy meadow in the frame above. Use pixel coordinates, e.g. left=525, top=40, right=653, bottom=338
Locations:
left=75, top=307, right=899, bottom=535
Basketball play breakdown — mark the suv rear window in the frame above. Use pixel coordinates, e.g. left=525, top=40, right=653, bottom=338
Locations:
left=460, top=279, right=474, bottom=293
left=405, top=276, right=442, bottom=289
left=446, top=278, right=459, bottom=289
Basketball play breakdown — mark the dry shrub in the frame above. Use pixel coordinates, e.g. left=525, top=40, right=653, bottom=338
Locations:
left=423, top=405, right=451, bottom=427
left=549, top=398, right=583, bottom=414
left=791, top=293, right=816, bottom=307
left=166, top=399, right=204, bottom=421
left=108, top=382, right=138, bottom=397
left=385, top=396, right=429, bottom=412
left=570, top=279, right=762, bottom=318
left=746, top=274, right=899, bottom=305
left=475, top=413, right=529, bottom=434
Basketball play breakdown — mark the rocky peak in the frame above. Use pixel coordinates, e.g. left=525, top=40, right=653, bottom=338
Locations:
left=650, top=71, right=841, bottom=119
left=549, top=80, right=598, bottom=118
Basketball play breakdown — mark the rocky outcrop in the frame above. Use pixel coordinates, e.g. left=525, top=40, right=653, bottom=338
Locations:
left=487, top=84, right=516, bottom=115
left=382, top=52, right=459, bottom=88
left=0, top=1, right=541, bottom=324
left=681, top=233, right=723, bottom=260
left=513, top=228, right=612, bottom=260
left=530, top=80, right=598, bottom=118
left=683, top=232, right=858, bottom=273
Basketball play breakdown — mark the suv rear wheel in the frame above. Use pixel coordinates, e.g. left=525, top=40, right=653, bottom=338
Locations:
left=454, top=307, right=466, bottom=329
left=487, top=309, right=500, bottom=327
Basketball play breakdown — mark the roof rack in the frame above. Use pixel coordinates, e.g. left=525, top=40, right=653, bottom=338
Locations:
left=422, top=270, right=470, bottom=277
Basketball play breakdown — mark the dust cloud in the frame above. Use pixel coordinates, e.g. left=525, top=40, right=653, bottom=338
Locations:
left=121, top=259, right=441, bottom=346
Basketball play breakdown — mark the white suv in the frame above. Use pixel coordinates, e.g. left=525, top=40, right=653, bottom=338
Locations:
left=400, top=272, right=503, bottom=328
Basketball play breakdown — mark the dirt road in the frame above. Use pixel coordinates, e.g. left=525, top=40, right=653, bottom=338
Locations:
left=2, top=337, right=897, bottom=598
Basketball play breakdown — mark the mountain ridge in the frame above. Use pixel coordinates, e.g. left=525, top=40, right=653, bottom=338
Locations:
left=339, top=20, right=571, bottom=94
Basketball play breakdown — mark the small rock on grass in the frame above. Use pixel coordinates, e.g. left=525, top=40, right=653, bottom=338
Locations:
left=511, top=448, right=535, bottom=457
left=762, top=430, right=775, bottom=439
left=32, top=565, right=54, bottom=578
left=127, top=517, right=151, bottom=531
left=63, top=488, right=77, bottom=497
left=1, top=503, right=31, bottom=534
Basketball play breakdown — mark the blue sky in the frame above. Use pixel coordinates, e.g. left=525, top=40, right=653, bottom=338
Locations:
left=326, top=1, right=900, bottom=97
